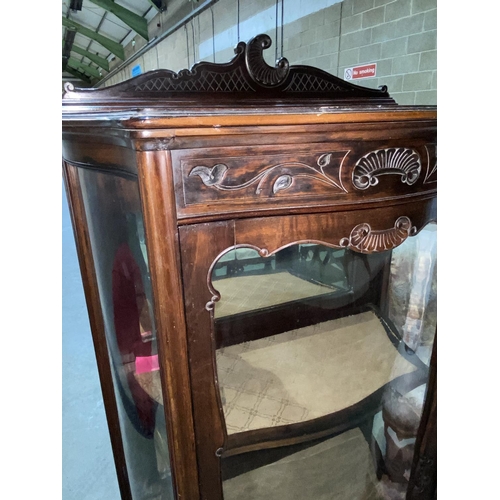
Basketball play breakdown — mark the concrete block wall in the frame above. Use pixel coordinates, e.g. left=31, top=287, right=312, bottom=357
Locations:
left=103, top=0, right=436, bottom=106
left=337, top=0, right=436, bottom=104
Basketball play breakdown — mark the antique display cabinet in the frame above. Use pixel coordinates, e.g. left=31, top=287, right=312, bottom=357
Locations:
left=62, top=35, right=437, bottom=500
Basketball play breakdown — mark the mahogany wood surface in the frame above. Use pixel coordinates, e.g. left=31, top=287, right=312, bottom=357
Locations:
left=61, top=139, right=138, bottom=176
left=62, top=33, right=437, bottom=500
left=179, top=221, right=236, bottom=499
left=136, top=151, right=200, bottom=500
left=173, top=137, right=436, bottom=220
left=232, top=198, right=436, bottom=255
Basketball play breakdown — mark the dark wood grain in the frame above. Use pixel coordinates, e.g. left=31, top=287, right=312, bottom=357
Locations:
left=62, top=34, right=437, bottom=499
left=179, top=221, right=236, bottom=500
left=173, top=139, right=436, bottom=220
left=61, top=137, right=139, bottom=176
left=136, top=150, right=200, bottom=500
left=232, top=198, right=436, bottom=256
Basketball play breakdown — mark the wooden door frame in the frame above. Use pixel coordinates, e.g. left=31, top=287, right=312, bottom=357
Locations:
left=179, top=196, right=437, bottom=499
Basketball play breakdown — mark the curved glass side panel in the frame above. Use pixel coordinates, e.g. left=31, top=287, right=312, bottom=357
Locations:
left=78, top=169, right=174, bottom=500
left=212, top=224, right=436, bottom=500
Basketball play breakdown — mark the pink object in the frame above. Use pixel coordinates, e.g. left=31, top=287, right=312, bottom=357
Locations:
left=135, top=355, right=160, bottom=374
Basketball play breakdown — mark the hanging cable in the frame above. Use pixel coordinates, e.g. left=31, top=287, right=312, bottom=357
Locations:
left=337, top=1, right=343, bottom=77
left=237, top=0, right=240, bottom=42
left=191, top=20, right=196, bottom=65
left=211, top=6, right=216, bottom=62
left=275, top=0, right=279, bottom=61
left=197, top=10, right=201, bottom=51
left=184, top=24, right=190, bottom=68
left=281, top=0, right=284, bottom=58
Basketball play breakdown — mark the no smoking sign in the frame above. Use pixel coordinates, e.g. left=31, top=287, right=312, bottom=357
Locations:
left=344, top=63, right=377, bottom=80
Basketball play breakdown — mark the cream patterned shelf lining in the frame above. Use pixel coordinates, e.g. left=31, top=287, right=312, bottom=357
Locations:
left=214, top=271, right=336, bottom=318
left=216, top=311, right=417, bottom=434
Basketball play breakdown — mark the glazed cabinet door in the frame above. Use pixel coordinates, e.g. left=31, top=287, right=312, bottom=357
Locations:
left=179, top=202, right=436, bottom=500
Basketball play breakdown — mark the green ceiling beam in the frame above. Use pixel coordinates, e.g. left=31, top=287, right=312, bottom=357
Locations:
left=65, top=66, right=91, bottom=84
left=62, top=41, right=110, bottom=71
left=68, top=57, right=102, bottom=79
left=62, top=17, right=125, bottom=60
left=147, top=0, right=166, bottom=12
left=88, top=0, right=149, bottom=41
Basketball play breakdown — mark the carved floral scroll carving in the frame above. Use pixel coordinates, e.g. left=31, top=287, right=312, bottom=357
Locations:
left=352, top=148, right=421, bottom=190
left=189, top=152, right=348, bottom=196
left=340, top=216, right=416, bottom=253
left=423, top=144, right=437, bottom=184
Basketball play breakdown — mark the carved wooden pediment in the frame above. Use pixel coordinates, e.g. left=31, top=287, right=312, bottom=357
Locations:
left=63, top=33, right=395, bottom=104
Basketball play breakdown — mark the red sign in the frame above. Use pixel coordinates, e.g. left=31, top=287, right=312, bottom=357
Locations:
left=344, top=63, right=377, bottom=81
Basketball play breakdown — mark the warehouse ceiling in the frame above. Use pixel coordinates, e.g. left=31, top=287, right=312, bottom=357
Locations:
left=62, top=0, right=165, bottom=86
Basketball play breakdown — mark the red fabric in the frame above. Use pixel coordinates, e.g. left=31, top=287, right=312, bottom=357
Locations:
left=112, top=243, right=156, bottom=436
left=112, top=243, right=152, bottom=359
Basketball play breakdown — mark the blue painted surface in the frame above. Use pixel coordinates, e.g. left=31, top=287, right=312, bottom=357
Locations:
left=131, top=65, right=142, bottom=77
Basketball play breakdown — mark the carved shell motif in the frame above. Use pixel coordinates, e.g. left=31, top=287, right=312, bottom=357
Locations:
left=340, top=216, right=416, bottom=253
left=353, top=148, right=421, bottom=190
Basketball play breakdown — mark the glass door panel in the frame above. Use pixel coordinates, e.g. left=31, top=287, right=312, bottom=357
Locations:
left=78, top=169, right=174, bottom=500
left=212, top=223, right=436, bottom=499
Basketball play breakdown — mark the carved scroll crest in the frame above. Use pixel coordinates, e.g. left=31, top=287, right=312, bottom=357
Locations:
left=62, top=34, right=394, bottom=103
left=245, top=34, right=290, bottom=87
left=353, top=148, right=421, bottom=190
left=340, top=216, right=416, bottom=253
